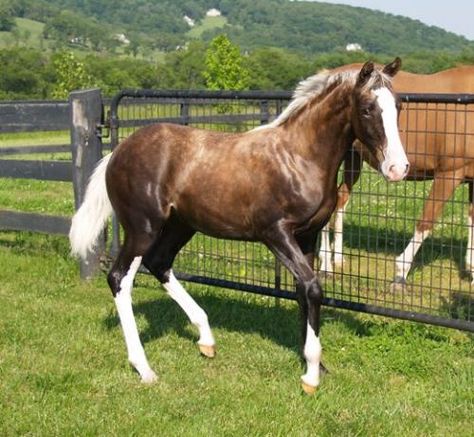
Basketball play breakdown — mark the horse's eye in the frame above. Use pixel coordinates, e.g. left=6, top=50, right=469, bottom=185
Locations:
left=363, top=108, right=371, bottom=117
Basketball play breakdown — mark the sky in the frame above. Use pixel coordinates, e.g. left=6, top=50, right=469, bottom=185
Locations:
left=312, top=0, right=474, bottom=41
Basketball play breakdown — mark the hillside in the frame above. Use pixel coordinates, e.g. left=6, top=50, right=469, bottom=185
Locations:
left=3, top=0, right=473, bottom=55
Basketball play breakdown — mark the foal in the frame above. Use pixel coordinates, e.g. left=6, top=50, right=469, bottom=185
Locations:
left=70, top=59, right=408, bottom=394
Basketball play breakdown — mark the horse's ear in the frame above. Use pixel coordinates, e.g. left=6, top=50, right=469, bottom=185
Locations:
left=356, top=61, right=374, bottom=87
left=383, top=57, right=402, bottom=77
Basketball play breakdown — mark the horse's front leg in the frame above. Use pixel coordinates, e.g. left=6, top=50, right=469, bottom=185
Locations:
left=264, top=224, right=323, bottom=395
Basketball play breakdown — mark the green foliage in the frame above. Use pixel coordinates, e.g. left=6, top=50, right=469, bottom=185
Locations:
left=1, top=0, right=474, bottom=100
left=43, top=10, right=115, bottom=52
left=4, top=0, right=474, bottom=56
left=245, top=47, right=313, bottom=90
left=0, top=0, right=15, bottom=31
left=0, top=48, right=52, bottom=99
left=163, top=40, right=208, bottom=89
left=51, top=51, right=94, bottom=98
left=203, top=0, right=473, bottom=55
left=204, top=34, right=249, bottom=91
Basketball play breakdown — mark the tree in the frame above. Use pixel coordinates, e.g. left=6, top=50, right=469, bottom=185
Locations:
left=52, top=51, right=94, bottom=99
left=203, top=34, right=249, bottom=91
left=0, top=0, right=15, bottom=32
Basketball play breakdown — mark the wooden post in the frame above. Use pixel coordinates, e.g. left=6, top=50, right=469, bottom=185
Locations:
left=70, top=89, right=104, bottom=279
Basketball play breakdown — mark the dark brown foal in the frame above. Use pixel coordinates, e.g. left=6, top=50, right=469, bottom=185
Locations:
left=70, top=59, right=408, bottom=394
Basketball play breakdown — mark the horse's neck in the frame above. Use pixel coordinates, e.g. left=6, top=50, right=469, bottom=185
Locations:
left=286, top=88, right=354, bottom=169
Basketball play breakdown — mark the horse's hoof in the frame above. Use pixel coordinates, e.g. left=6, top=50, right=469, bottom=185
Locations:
left=141, top=370, right=158, bottom=384
left=301, top=381, right=318, bottom=395
left=199, top=344, right=216, bottom=358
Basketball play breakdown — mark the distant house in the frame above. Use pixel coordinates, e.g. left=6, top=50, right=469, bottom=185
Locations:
left=115, top=33, right=130, bottom=45
left=183, top=15, right=195, bottom=27
left=346, top=43, right=363, bottom=52
left=206, top=8, right=222, bottom=17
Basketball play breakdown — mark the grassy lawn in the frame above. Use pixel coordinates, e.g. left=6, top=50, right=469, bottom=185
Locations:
left=0, top=18, right=52, bottom=50
left=0, top=231, right=473, bottom=436
left=187, top=16, right=228, bottom=39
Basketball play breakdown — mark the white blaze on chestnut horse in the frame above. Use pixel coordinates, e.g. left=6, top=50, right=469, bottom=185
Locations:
left=320, top=65, right=474, bottom=284
left=69, top=59, right=408, bottom=394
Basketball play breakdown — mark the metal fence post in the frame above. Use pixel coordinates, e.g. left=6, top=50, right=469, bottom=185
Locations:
left=180, top=101, right=190, bottom=125
left=70, top=88, right=104, bottom=279
left=260, top=100, right=269, bottom=125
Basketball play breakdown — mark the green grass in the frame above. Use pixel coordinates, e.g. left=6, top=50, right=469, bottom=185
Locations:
left=0, top=231, right=473, bottom=435
left=187, top=16, right=228, bottom=39
left=0, top=18, right=51, bottom=50
left=0, top=131, right=73, bottom=216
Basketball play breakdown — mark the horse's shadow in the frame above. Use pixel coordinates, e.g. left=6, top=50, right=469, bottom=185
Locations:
left=103, top=283, right=373, bottom=354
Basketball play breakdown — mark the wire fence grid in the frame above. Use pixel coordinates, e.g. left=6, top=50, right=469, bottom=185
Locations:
left=108, top=90, right=474, bottom=332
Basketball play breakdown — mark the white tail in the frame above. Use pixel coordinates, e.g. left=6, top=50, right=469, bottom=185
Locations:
left=69, top=154, right=113, bottom=260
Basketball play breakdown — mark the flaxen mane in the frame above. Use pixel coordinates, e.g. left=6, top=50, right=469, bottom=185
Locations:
left=255, top=68, right=393, bottom=130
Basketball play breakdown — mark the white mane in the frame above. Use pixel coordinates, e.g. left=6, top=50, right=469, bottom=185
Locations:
left=252, top=68, right=392, bottom=131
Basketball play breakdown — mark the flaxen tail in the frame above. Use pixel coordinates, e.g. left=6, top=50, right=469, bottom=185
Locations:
left=69, top=154, right=113, bottom=260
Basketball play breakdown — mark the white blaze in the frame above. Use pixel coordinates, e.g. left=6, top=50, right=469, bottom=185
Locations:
left=374, top=87, right=409, bottom=181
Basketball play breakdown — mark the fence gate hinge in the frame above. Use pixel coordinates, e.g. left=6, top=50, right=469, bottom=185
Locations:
left=96, top=121, right=110, bottom=139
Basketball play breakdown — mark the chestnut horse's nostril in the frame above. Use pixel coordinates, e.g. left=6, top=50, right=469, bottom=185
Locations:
left=388, top=163, right=409, bottom=181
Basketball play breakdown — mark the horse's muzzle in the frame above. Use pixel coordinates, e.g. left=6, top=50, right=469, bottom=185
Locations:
left=382, top=161, right=410, bottom=182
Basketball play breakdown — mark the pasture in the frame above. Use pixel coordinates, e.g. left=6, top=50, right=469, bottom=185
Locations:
left=1, top=119, right=474, bottom=435
left=1, top=230, right=473, bottom=435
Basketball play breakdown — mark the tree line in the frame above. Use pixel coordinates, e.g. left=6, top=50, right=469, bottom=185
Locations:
left=2, top=0, right=473, bottom=56
left=1, top=35, right=474, bottom=100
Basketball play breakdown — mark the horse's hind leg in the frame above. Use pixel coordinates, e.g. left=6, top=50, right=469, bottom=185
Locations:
left=108, top=233, right=157, bottom=383
left=143, top=218, right=216, bottom=357
left=319, top=149, right=362, bottom=273
left=465, top=180, right=474, bottom=283
left=394, top=170, right=462, bottom=284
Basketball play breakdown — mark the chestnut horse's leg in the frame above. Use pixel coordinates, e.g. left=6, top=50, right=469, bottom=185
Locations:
left=319, top=150, right=362, bottom=272
left=143, top=218, right=216, bottom=357
left=264, top=224, right=323, bottom=395
left=465, top=181, right=474, bottom=283
left=394, top=170, right=463, bottom=284
left=108, top=234, right=157, bottom=383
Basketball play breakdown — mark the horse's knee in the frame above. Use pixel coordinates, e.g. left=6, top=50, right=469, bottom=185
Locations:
left=296, top=277, right=323, bottom=320
left=107, top=269, right=124, bottom=297
left=306, top=277, right=323, bottom=304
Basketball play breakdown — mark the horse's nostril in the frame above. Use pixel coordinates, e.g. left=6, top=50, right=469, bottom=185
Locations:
left=405, top=163, right=410, bottom=174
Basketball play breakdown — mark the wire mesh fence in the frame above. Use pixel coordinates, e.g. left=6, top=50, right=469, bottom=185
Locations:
left=108, top=90, right=474, bottom=331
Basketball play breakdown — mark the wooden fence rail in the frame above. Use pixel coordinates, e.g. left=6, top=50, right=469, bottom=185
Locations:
left=0, top=89, right=104, bottom=278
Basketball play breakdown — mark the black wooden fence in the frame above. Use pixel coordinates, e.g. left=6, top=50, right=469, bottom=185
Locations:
left=0, top=100, right=72, bottom=234
left=0, top=89, right=105, bottom=277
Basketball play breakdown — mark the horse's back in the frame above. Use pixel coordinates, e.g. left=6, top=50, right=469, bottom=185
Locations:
left=105, top=123, right=287, bottom=237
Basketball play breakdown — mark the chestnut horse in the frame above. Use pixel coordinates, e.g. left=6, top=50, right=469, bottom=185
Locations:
left=320, top=65, right=474, bottom=284
left=69, top=60, right=408, bottom=394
